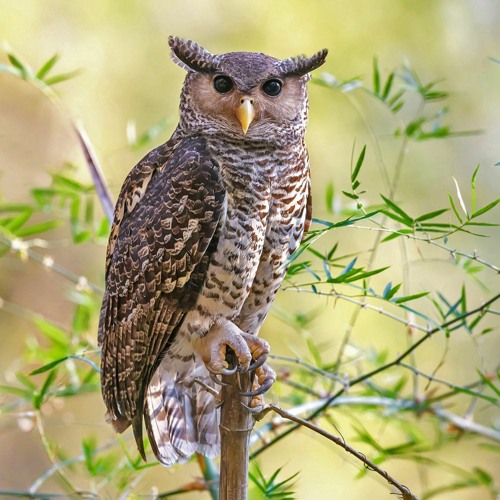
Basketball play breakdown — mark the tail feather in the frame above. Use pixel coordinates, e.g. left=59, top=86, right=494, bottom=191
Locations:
left=145, top=361, right=219, bottom=467
left=195, top=386, right=220, bottom=458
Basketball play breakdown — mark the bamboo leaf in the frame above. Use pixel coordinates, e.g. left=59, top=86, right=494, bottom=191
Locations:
left=384, top=282, right=401, bottom=300
left=373, top=58, right=380, bottom=95
left=415, top=208, right=448, bottom=222
left=340, top=257, right=357, bottom=276
left=393, top=292, right=429, bottom=304
left=44, top=70, right=81, bottom=86
left=471, top=198, right=500, bottom=219
left=381, top=195, right=413, bottom=225
left=32, top=317, right=70, bottom=347
left=470, top=164, right=480, bottom=214
left=36, top=53, right=59, bottom=79
left=16, top=219, right=62, bottom=237
left=448, top=193, right=463, bottom=223
left=477, top=370, right=500, bottom=397
left=351, top=145, right=366, bottom=184
left=382, top=72, right=394, bottom=100
left=342, top=190, right=359, bottom=200
left=325, top=182, right=334, bottom=213
left=30, top=358, right=69, bottom=375
left=7, top=52, right=32, bottom=78
left=4, top=208, right=33, bottom=231
left=452, top=177, right=469, bottom=218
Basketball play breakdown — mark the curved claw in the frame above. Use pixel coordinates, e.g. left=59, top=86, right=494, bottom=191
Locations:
left=207, top=363, right=238, bottom=376
left=248, top=352, right=268, bottom=372
left=221, top=365, right=239, bottom=376
left=240, top=377, right=274, bottom=397
left=209, top=371, right=228, bottom=387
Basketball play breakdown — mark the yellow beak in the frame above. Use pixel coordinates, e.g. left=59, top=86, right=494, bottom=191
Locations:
left=236, top=98, right=255, bottom=134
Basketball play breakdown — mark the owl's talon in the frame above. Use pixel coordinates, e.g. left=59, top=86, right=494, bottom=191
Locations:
left=248, top=352, right=267, bottom=372
left=240, top=377, right=274, bottom=397
left=241, top=402, right=272, bottom=420
left=209, top=371, right=228, bottom=386
left=221, top=365, right=239, bottom=376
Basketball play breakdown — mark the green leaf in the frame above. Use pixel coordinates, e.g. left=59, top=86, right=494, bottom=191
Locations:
left=477, top=370, right=500, bottom=398
left=393, top=292, right=429, bottom=304
left=74, top=230, right=92, bottom=244
left=43, top=70, right=81, bottom=86
left=32, top=317, right=70, bottom=347
left=382, top=72, right=394, bottom=100
left=97, top=217, right=110, bottom=238
left=33, top=369, right=58, bottom=409
left=470, top=164, right=480, bottom=214
left=53, top=174, right=88, bottom=194
left=0, top=384, right=32, bottom=398
left=473, top=467, right=492, bottom=485
left=30, top=357, right=69, bottom=375
left=381, top=195, right=413, bottom=225
left=16, top=219, right=62, bottom=237
left=327, top=242, right=338, bottom=261
left=7, top=52, right=32, bottom=78
left=30, top=355, right=100, bottom=376
left=342, top=190, right=359, bottom=200
left=36, top=53, right=59, bottom=80
left=448, top=193, right=463, bottom=224
left=383, top=282, right=401, bottom=300
left=4, top=208, right=33, bottom=231
left=471, top=198, right=500, bottom=219
left=351, top=145, right=366, bottom=184
left=382, top=210, right=412, bottom=226
left=325, top=181, right=334, bottom=213
left=373, top=58, right=380, bottom=95
left=415, top=208, right=448, bottom=222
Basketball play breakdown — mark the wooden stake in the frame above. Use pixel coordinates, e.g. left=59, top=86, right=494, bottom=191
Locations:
left=219, top=353, right=254, bottom=500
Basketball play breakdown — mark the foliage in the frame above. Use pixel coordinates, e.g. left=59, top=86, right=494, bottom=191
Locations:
left=0, top=45, right=499, bottom=499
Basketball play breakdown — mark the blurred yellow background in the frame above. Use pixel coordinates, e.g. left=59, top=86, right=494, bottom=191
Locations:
left=1, top=1, right=499, bottom=498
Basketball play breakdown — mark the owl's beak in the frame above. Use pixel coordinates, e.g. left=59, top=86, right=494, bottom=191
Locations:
left=236, top=98, right=255, bottom=134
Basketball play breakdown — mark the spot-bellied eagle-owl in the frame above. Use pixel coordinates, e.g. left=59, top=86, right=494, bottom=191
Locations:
left=98, top=36, right=327, bottom=466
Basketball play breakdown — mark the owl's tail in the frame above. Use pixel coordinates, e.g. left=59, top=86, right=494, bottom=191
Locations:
left=144, top=362, right=220, bottom=466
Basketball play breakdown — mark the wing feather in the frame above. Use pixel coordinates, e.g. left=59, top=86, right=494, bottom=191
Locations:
left=98, top=136, right=225, bottom=449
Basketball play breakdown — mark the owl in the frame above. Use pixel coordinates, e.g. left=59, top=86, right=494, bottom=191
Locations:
left=98, top=36, right=327, bottom=466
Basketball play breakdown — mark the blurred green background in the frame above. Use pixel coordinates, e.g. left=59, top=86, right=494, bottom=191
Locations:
left=1, top=0, right=499, bottom=498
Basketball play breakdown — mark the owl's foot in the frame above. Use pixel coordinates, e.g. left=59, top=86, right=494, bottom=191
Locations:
left=194, top=320, right=253, bottom=375
left=194, top=320, right=273, bottom=395
left=241, top=362, right=276, bottom=399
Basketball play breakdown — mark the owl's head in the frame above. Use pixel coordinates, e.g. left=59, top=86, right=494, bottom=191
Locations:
left=168, top=36, right=327, bottom=144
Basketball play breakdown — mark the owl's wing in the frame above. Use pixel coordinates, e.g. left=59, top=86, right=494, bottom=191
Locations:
left=98, top=136, right=225, bottom=458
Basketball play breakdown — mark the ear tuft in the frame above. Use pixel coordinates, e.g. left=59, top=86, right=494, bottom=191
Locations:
left=279, top=48, right=328, bottom=78
left=168, top=36, right=219, bottom=73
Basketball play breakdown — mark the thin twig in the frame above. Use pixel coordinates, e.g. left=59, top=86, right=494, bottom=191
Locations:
left=281, top=285, right=436, bottom=333
left=266, top=404, right=418, bottom=500
left=270, top=354, right=346, bottom=384
left=347, top=224, right=500, bottom=273
left=252, top=292, right=500, bottom=456
left=0, top=233, right=103, bottom=294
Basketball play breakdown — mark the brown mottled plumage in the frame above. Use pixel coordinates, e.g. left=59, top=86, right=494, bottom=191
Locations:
left=98, top=36, right=327, bottom=466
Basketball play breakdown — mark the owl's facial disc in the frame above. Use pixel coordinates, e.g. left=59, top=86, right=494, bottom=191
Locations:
left=236, top=98, right=255, bottom=134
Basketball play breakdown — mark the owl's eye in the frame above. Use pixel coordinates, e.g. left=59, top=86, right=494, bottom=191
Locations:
left=262, top=79, right=283, bottom=97
left=213, top=75, right=234, bottom=94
